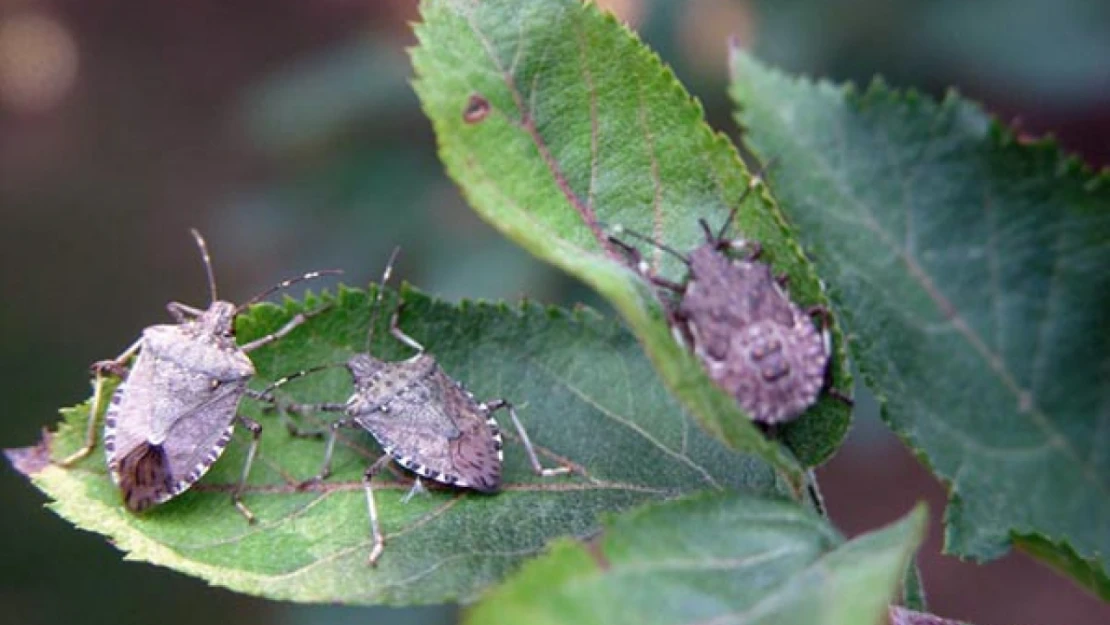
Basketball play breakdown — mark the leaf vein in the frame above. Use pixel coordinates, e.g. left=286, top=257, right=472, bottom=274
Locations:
left=528, top=356, right=723, bottom=490
left=463, top=9, right=612, bottom=255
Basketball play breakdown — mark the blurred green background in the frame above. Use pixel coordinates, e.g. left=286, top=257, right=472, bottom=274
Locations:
left=2, top=1, right=1107, bottom=624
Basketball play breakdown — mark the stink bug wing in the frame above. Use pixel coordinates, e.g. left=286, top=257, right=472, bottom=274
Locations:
left=105, top=350, right=159, bottom=479
left=358, top=404, right=456, bottom=478
left=116, top=441, right=174, bottom=512
left=355, top=367, right=501, bottom=492
left=433, top=369, right=501, bottom=492
left=447, top=407, right=501, bottom=492
left=160, top=381, right=246, bottom=493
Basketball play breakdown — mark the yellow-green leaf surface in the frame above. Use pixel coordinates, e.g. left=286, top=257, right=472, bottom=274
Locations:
left=7, top=287, right=788, bottom=605
left=730, top=50, right=1110, bottom=597
left=466, top=494, right=926, bottom=625
left=410, top=0, right=852, bottom=474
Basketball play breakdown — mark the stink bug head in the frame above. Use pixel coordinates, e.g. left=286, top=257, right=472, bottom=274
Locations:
left=346, top=352, right=434, bottom=404
left=192, top=300, right=239, bottom=341
left=347, top=352, right=381, bottom=381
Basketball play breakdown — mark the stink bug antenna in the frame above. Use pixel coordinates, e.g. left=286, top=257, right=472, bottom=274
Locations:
left=189, top=229, right=219, bottom=303
left=714, top=158, right=778, bottom=243
left=606, top=225, right=689, bottom=266
left=257, top=362, right=347, bottom=400
left=366, top=246, right=401, bottom=352
left=235, top=269, right=344, bottom=314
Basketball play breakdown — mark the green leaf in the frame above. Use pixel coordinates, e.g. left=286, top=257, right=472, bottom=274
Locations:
left=7, top=287, right=787, bottom=605
left=410, top=0, right=852, bottom=474
left=465, top=494, right=927, bottom=625
left=729, top=50, right=1110, bottom=597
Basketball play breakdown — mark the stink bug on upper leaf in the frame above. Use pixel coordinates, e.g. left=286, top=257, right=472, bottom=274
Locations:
left=59, top=229, right=340, bottom=521
left=263, top=248, right=572, bottom=565
left=608, top=171, right=850, bottom=425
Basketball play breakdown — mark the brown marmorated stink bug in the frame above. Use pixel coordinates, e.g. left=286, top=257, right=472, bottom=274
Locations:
left=59, top=229, right=340, bottom=521
left=608, top=172, right=849, bottom=425
left=262, top=249, right=572, bottom=565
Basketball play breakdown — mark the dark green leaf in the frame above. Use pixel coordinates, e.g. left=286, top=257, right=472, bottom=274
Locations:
left=8, top=287, right=786, bottom=604
left=465, top=494, right=927, bottom=625
left=729, top=50, right=1110, bottom=597
left=410, top=0, right=852, bottom=473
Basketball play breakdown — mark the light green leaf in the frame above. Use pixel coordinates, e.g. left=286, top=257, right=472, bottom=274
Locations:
left=465, top=494, right=927, bottom=625
left=410, top=0, right=852, bottom=473
left=729, top=50, right=1110, bottom=597
left=7, top=287, right=786, bottom=604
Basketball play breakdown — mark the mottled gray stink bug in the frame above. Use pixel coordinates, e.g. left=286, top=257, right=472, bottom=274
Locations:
left=60, top=229, right=340, bottom=521
left=609, top=173, right=848, bottom=424
left=265, top=249, right=571, bottom=565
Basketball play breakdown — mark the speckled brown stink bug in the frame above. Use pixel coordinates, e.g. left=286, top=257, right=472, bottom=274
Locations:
left=608, top=172, right=849, bottom=425
left=59, top=229, right=340, bottom=522
left=263, top=249, right=571, bottom=565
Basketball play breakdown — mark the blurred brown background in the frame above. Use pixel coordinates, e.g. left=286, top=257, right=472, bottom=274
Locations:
left=2, top=1, right=1108, bottom=624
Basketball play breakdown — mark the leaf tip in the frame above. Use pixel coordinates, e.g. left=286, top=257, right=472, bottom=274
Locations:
left=5, top=431, right=53, bottom=477
left=906, top=501, right=929, bottom=533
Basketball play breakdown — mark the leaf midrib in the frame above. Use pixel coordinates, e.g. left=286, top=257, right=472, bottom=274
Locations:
left=462, top=6, right=612, bottom=252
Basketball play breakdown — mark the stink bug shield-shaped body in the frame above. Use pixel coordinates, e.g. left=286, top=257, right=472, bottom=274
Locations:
left=341, top=350, right=507, bottom=492
left=680, top=235, right=831, bottom=424
left=60, top=230, right=339, bottom=521
left=609, top=173, right=841, bottom=425
left=267, top=249, right=570, bottom=565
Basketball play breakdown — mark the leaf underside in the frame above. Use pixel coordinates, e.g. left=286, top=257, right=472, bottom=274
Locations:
left=465, top=494, right=927, bottom=625
left=8, top=287, right=787, bottom=605
left=411, top=0, right=852, bottom=473
left=729, top=50, right=1110, bottom=597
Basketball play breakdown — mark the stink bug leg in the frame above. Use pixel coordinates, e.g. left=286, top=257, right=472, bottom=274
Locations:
left=485, top=399, right=571, bottom=478
left=387, top=300, right=425, bottom=355
left=362, top=453, right=394, bottom=567
left=400, top=477, right=427, bottom=503
left=231, top=414, right=263, bottom=522
left=58, top=339, right=142, bottom=467
left=804, top=305, right=854, bottom=408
